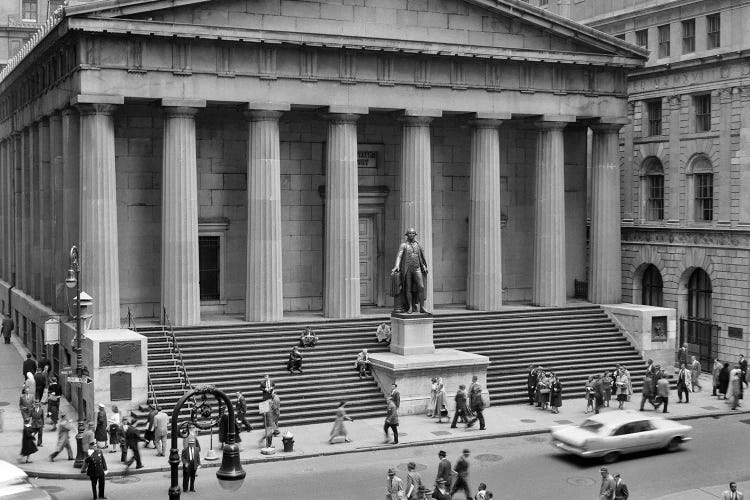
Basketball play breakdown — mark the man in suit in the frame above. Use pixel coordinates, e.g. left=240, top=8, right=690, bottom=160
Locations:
left=47, top=376, right=62, bottom=430
left=122, top=419, right=144, bottom=469
left=614, top=473, right=629, bottom=500
left=81, top=441, right=108, bottom=500
left=153, top=407, right=169, bottom=457
left=383, top=396, right=399, bottom=444
left=468, top=376, right=486, bottom=430
left=22, top=353, right=36, bottom=382
left=722, top=482, right=744, bottom=500
left=526, top=364, right=538, bottom=405
left=33, top=367, right=47, bottom=402
left=235, top=392, right=253, bottom=432
left=2, top=315, right=14, bottom=344
left=29, top=400, right=45, bottom=446
left=450, top=448, right=472, bottom=499
left=435, top=450, right=452, bottom=489
left=390, top=383, right=400, bottom=408
left=181, top=436, right=201, bottom=492
left=599, top=467, right=615, bottom=500
left=451, top=384, right=470, bottom=428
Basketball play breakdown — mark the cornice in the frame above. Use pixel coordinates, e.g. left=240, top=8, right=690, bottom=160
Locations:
left=622, top=226, right=750, bottom=249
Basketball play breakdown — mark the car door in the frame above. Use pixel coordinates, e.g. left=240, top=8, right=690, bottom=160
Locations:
left=627, top=420, right=657, bottom=452
left=607, top=423, right=636, bottom=454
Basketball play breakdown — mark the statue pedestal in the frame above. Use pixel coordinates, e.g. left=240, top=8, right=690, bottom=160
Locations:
left=370, top=314, right=490, bottom=415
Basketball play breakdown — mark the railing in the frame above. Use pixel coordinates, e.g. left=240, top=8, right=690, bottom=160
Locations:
left=162, top=308, right=193, bottom=394
left=123, top=307, right=160, bottom=410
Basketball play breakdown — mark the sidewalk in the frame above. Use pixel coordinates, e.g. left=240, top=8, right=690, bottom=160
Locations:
left=1, top=336, right=744, bottom=482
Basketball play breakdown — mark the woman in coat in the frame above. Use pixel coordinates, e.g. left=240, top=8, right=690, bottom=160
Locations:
left=712, top=359, right=723, bottom=396
left=719, top=362, right=731, bottom=399
left=536, top=372, right=551, bottom=410
left=690, top=356, right=702, bottom=392
left=95, top=404, right=108, bottom=448
left=549, top=373, right=563, bottom=414
left=601, top=371, right=613, bottom=407
left=426, top=378, right=438, bottom=418
left=614, top=369, right=630, bottom=409
left=433, top=378, right=447, bottom=423
left=18, top=387, right=33, bottom=422
left=20, top=421, right=38, bottom=463
left=728, top=368, right=742, bottom=410
left=329, top=401, right=352, bottom=444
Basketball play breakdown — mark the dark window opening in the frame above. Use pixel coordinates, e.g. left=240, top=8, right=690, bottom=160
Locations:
left=687, top=269, right=711, bottom=321
left=695, top=173, right=713, bottom=221
left=199, top=236, right=221, bottom=301
left=647, top=100, right=662, bottom=136
left=682, top=19, right=695, bottom=53
left=658, top=25, right=670, bottom=58
left=642, top=265, right=663, bottom=307
left=707, top=14, right=720, bottom=49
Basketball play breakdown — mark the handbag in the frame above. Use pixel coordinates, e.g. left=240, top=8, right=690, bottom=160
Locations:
left=440, top=405, right=449, bottom=417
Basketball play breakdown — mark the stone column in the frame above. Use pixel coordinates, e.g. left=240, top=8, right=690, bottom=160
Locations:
left=400, top=114, right=435, bottom=311
left=49, top=112, right=64, bottom=309
left=14, top=132, right=23, bottom=290
left=622, top=102, right=635, bottom=224
left=717, top=89, right=732, bottom=225
left=589, top=122, right=625, bottom=305
left=160, top=100, right=205, bottom=327
left=532, top=121, right=568, bottom=307
left=467, top=118, right=504, bottom=311
left=324, top=113, right=361, bottom=318
left=74, top=95, right=124, bottom=329
left=30, top=124, right=40, bottom=299
left=245, top=107, right=286, bottom=322
left=0, top=140, right=6, bottom=282
left=62, top=109, right=80, bottom=278
left=667, top=95, right=681, bottom=224
left=38, top=118, right=52, bottom=305
left=21, top=128, right=31, bottom=294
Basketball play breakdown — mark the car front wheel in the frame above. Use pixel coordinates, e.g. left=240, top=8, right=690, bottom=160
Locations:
left=602, top=451, right=620, bottom=464
left=666, top=437, right=682, bottom=452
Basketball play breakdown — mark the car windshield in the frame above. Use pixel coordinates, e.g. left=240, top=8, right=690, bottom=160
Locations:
left=578, top=419, right=606, bottom=433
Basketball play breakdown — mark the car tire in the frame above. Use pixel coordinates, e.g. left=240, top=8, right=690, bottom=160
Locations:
left=602, top=451, right=620, bottom=464
left=666, top=437, right=682, bottom=452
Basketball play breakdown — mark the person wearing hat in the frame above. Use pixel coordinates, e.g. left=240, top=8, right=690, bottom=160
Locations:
left=392, top=227, right=429, bottom=314
left=19, top=419, right=38, bottom=463
left=386, top=468, right=404, bottom=500
left=451, top=449, right=472, bottom=499
left=405, top=461, right=424, bottom=500
left=122, top=418, right=145, bottom=469
left=47, top=376, right=62, bottom=430
left=81, top=440, right=108, bottom=500
left=383, top=396, right=399, bottom=444
left=49, top=412, right=75, bottom=462
left=614, top=473, right=629, bottom=500
left=431, top=477, right=450, bottom=500
left=95, top=404, right=108, bottom=449
left=82, top=421, right=96, bottom=456
left=181, top=435, right=201, bottom=492
left=435, top=450, right=452, bottom=490
left=599, top=467, right=615, bottom=500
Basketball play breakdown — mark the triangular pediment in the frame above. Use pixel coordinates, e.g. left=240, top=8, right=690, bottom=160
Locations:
left=66, top=0, right=646, bottom=62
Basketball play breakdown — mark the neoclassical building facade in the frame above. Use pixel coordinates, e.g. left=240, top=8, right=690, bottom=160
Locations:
left=0, top=0, right=645, bottom=362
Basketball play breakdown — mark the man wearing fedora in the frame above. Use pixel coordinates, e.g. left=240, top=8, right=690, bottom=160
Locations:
left=182, top=435, right=201, bottom=493
left=599, top=467, right=616, bottom=500
left=435, top=450, right=452, bottom=490
left=386, top=467, right=405, bottom=500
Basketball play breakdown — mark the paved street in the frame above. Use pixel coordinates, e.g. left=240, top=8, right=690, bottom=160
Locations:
left=30, top=414, right=750, bottom=500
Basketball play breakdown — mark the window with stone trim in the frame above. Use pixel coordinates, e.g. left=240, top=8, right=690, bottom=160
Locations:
left=682, top=19, right=695, bottom=54
left=707, top=14, right=721, bottom=49
left=694, top=94, right=711, bottom=132
left=642, top=265, right=663, bottom=307
left=636, top=29, right=648, bottom=49
left=21, top=0, right=37, bottom=21
left=646, top=100, right=662, bottom=136
left=695, top=173, right=713, bottom=221
left=538, top=0, right=548, bottom=6
left=658, top=25, right=670, bottom=58
left=642, top=157, right=665, bottom=221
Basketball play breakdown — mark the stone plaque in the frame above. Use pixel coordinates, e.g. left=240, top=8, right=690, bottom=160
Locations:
left=110, top=371, right=132, bottom=401
left=651, top=316, right=668, bottom=342
left=729, top=327, right=743, bottom=339
left=99, top=342, right=141, bottom=366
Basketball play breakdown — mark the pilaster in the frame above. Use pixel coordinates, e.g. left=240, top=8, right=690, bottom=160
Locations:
left=161, top=101, right=205, bottom=326
left=532, top=121, right=567, bottom=307
left=622, top=102, right=635, bottom=223
left=0, top=140, right=6, bottom=282
left=61, top=108, right=80, bottom=284
left=21, top=128, right=30, bottom=294
left=324, top=113, right=360, bottom=318
left=667, top=95, right=681, bottom=224
left=717, top=88, right=732, bottom=225
left=14, top=132, right=23, bottom=291
left=74, top=97, right=122, bottom=329
left=245, top=109, right=285, bottom=322
left=589, top=122, right=625, bottom=305
left=467, top=119, right=503, bottom=311
left=30, top=123, right=40, bottom=300
left=38, top=118, right=51, bottom=305
left=49, top=112, right=64, bottom=310
left=399, top=115, right=434, bottom=311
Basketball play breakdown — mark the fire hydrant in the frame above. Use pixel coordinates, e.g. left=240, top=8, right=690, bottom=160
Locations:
left=282, top=431, right=294, bottom=452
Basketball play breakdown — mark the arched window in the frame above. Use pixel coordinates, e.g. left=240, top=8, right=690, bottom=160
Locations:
left=642, top=157, right=664, bottom=221
left=687, top=268, right=711, bottom=321
left=642, top=265, right=663, bottom=307
left=688, top=155, right=713, bottom=222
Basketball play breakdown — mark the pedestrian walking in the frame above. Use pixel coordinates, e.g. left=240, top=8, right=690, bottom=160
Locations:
left=33, top=367, right=47, bottom=402
left=433, top=378, right=447, bottom=423
left=49, top=413, right=75, bottom=461
left=83, top=421, right=96, bottom=455
left=20, top=420, right=38, bottom=463
left=153, top=406, right=169, bottom=456
left=614, top=473, right=629, bottom=500
left=676, top=363, right=691, bottom=403
left=22, top=353, right=36, bottom=383
left=122, top=419, right=144, bottom=469
left=236, top=392, right=254, bottom=432
left=329, top=401, right=352, bottom=444
left=383, top=396, right=399, bottom=444
left=47, top=377, right=61, bottom=429
left=722, top=481, right=744, bottom=500
left=431, top=478, right=450, bottom=500
left=143, top=403, right=157, bottom=448
left=728, top=367, right=743, bottom=410
left=30, top=400, right=45, bottom=446
left=719, top=362, right=731, bottom=399
left=107, top=405, right=122, bottom=453
left=24, top=372, right=36, bottom=400
left=2, top=315, right=14, bottom=344
left=740, top=355, right=748, bottom=388
left=435, top=450, right=452, bottom=489
left=677, top=343, right=688, bottom=367
left=526, top=364, right=538, bottom=405
left=181, top=435, right=201, bottom=492
left=19, top=387, right=33, bottom=422
left=713, top=358, right=723, bottom=396
left=386, top=468, right=405, bottom=500
left=614, top=368, right=630, bottom=410
left=427, top=377, right=438, bottom=417
left=450, top=448, right=472, bottom=499
left=451, top=384, right=471, bottom=428
left=549, top=372, right=562, bottom=414
left=654, top=375, right=670, bottom=413
left=599, top=467, right=615, bottom=500
left=95, top=404, right=108, bottom=449
left=81, top=441, right=107, bottom=500
left=639, top=371, right=655, bottom=411
left=690, top=356, right=702, bottom=392
left=467, top=376, right=486, bottom=430
left=405, top=461, right=424, bottom=500
left=390, top=383, right=401, bottom=408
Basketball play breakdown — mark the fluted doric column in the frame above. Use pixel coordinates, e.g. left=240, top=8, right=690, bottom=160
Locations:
left=589, top=122, right=625, bottom=304
left=467, top=119, right=504, bottom=311
left=38, top=118, right=52, bottom=305
left=245, top=108, right=285, bottom=322
left=324, top=113, right=360, bottom=318
left=74, top=96, right=123, bottom=329
left=161, top=100, right=204, bottom=327
left=400, top=115, right=434, bottom=310
left=49, top=112, right=64, bottom=310
left=61, top=108, right=80, bottom=291
left=532, top=121, right=568, bottom=307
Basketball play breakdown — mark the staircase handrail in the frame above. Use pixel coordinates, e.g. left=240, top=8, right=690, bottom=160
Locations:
left=162, top=307, right=194, bottom=393
left=147, top=371, right=159, bottom=411
left=122, top=307, right=138, bottom=332
left=123, top=308, right=160, bottom=409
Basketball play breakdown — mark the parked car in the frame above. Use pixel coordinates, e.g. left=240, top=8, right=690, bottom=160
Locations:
left=0, top=460, right=52, bottom=500
left=550, top=410, right=692, bottom=463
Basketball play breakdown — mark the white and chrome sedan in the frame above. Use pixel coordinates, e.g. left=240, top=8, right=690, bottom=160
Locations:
left=550, top=410, right=692, bottom=463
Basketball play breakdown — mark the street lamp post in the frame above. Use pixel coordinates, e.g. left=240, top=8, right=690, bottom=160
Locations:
left=65, top=245, right=85, bottom=469
left=169, top=385, right=245, bottom=500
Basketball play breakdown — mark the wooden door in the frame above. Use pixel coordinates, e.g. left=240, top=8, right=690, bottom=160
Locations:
left=359, top=216, right=376, bottom=305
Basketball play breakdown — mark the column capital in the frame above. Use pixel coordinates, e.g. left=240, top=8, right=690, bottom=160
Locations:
left=590, top=121, right=626, bottom=133
left=534, top=120, right=569, bottom=131
left=323, top=113, right=360, bottom=125
left=162, top=106, right=201, bottom=119
left=244, top=109, right=284, bottom=122
left=470, top=118, right=504, bottom=129
left=244, top=101, right=290, bottom=112
left=327, top=105, right=369, bottom=115
left=74, top=103, right=119, bottom=116
left=399, top=115, right=434, bottom=126
left=71, top=94, right=124, bottom=115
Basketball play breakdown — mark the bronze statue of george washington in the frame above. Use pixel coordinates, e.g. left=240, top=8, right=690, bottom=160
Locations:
left=391, top=228, right=429, bottom=314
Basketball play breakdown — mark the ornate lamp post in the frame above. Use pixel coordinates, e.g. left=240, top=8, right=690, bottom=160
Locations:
left=169, top=385, right=245, bottom=500
left=64, top=245, right=85, bottom=469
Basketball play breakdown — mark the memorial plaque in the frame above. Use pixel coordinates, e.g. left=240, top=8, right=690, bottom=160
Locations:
left=110, top=371, right=132, bottom=401
left=729, top=327, right=743, bottom=339
left=651, top=316, right=668, bottom=341
left=100, top=341, right=141, bottom=366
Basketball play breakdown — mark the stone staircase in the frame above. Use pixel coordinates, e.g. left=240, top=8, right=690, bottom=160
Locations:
left=133, top=305, right=651, bottom=430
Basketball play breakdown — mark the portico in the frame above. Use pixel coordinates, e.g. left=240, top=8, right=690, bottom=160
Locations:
left=0, top=0, right=646, bottom=331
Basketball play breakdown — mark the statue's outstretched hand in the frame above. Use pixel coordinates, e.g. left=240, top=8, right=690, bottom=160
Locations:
left=392, top=267, right=399, bottom=273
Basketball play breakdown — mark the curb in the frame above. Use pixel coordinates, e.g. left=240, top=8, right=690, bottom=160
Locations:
left=23, top=407, right=749, bottom=480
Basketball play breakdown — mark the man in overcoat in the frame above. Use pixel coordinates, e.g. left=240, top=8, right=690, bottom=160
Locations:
left=81, top=441, right=108, bottom=500
left=181, top=435, right=201, bottom=492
